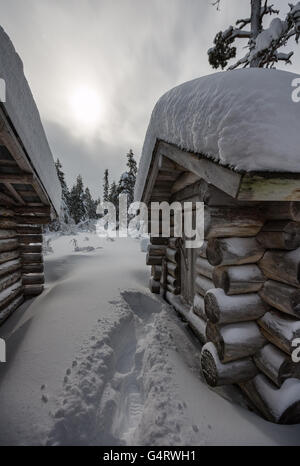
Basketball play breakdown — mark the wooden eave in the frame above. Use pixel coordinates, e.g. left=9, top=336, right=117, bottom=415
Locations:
left=0, top=104, right=54, bottom=219
left=141, top=140, right=300, bottom=204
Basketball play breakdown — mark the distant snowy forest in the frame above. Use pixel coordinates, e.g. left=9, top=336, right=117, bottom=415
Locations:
left=51, top=149, right=137, bottom=232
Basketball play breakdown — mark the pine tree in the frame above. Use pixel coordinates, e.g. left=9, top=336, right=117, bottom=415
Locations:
left=208, top=1, right=300, bottom=70
left=103, top=169, right=110, bottom=202
left=83, top=187, right=97, bottom=219
left=48, top=158, right=72, bottom=231
left=118, top=149, right=137, bottom=205
left=108, top=181, right=119, bottom=207
left=55, top=158, right=70, bottom=216
left=69, top=175, right=86, bottom=224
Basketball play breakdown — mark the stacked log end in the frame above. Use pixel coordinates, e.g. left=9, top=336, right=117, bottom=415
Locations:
left=18, top=222, right=45, bottom=297
left=0, top=204, right=49, bottom=324
left=200, top=217, right=268, bottom=390
left=0, top=207, right=23, bottom=323
left=146, top=197, right=300, bottom=424
left=203, top=205, right=300, bottom=424
left=191, top=242, right=211, bottom=344
left=164, top=237, right=181, bottom=296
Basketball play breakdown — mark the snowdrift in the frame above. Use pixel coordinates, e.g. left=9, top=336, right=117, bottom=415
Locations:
left=136, top=68, right=300, bottom=201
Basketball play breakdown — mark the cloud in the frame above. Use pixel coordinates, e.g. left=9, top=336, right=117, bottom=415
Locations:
left=44, top=119, right=131, bottom=199
left=0, top=0, right=299, bottom=198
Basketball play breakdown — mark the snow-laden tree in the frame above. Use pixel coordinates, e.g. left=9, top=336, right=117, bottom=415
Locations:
left=69, top=175, right=86, bottom=224
left=108, top=181, right=119, bottom=207
left=103, top=169, right=110, bottom=202
left=208, top=0, right=300, bottom=69
left=49, top=159, right=73, bottom=231
left=118, top=149, right=137, bottom=205
left=83, top=187, right=97, bottom=219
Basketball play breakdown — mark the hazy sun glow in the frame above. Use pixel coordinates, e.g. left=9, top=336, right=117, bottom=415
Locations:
left=69, top=85, right=103, bottom=131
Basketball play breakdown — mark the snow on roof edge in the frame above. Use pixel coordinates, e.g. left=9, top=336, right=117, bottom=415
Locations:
left=0, top=26, right=61, bottom=214
left=135, top=68, right=300, bottom=202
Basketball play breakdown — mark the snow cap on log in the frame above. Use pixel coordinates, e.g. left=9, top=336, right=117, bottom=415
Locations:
left=135, top=68, right=300, bottom=201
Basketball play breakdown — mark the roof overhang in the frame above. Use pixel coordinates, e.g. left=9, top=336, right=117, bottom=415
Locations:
left=141, top=140, right=300, bottom=205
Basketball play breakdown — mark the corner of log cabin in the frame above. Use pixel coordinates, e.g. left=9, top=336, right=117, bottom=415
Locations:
left=0, top=28, right=61, bottom=324
left=140, top=140, right=300, bottom=425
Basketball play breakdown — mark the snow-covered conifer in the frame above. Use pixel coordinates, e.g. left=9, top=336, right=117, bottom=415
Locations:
left=208, top=0, right=300, bottom=69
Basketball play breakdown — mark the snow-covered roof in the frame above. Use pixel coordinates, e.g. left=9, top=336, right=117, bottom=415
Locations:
left=135, top=68, right=300, bottom=201
left=0, top=26, right=61, bottom=213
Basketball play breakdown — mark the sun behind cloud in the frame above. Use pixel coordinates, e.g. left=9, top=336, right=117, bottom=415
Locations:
left=69, top=85, right=103, bottom=133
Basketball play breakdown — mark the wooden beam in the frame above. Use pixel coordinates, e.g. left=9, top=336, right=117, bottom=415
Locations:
left=205, top=289, right=267, bottom=324
left=171, top=172, right=199, bottom=193
left=15, top=216, right=50, bottom=225
left=159, top=142, right=300, bottom=202
left=207, top=237, right=264, bottom=266
left=0, top=108, right=53, bottom=210
left=258, top=310, right=300, bottom=355
left=0, top=294, right=24, bottom=325
left=238, top=175, right=300, bottom=202
left=259, top=248, right=300, bottom=288
left=0, top=191, right=17, bottom=206
left=206, top=321, right=266, bottom=363
left=259, top=280, right=300, bottom=318
left=240, top=375, right=300, bottom=424
left=4, top=183, right=25, bottom=205
left=200, top=342, right=258, bottom=387
left=14, top=206, right=50, bottom=215
left=143, top=153, right=164, bottom=205
left=0, top=174, right=33, bottom=184
left=205, top=206, right=263, bottom=239
left=23, top=284, right=44, bottom=296
left=159, top=141, right=241, bottom=199
left=254, top=344, right=300, bottom=387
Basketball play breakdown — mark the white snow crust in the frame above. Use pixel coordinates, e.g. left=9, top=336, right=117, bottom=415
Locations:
left=136, top=68, right=300, bottom=201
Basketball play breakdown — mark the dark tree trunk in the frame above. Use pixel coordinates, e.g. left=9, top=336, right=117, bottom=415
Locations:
left=250, top=0, right=262, bottom=67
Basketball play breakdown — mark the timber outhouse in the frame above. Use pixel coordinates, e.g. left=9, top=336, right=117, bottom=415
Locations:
left=0, top=27, right=61, bottom=324
left=135, top=68, right=300, bottom=424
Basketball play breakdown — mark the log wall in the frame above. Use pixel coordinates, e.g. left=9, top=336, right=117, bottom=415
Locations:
left=0, top=204, right=47, bottom=325
left=146, top=191, right=300, bottom=424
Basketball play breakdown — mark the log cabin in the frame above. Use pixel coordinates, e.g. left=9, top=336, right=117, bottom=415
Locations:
left=0, top=27, right=61, bottom=324
left=135, top=68, right=300, bottom=424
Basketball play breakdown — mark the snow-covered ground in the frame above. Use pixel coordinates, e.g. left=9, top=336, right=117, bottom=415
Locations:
left=0, top=232, right=300, bottom=446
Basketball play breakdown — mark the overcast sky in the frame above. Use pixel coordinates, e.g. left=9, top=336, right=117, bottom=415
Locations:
left=0, top=0, right=299, bottom=198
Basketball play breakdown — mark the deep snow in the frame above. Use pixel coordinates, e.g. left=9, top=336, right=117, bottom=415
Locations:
left=135, top=68, right=300, bottom=201
left=0, top=232, right=300, bottom=445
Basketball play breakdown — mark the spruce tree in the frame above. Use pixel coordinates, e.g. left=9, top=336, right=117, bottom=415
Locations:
left=108, top=181, right=119, bottom=207
left=118, top=149, right=137, bottom=205
left=103, top=169, right=110, bottom=202
left=49, top=158, right=71, bottom=230
left=69, top=175, right=86, bottom=224
left=83, top=187, right=97, bottom=219
left=55, top=159, right=70, bottom=215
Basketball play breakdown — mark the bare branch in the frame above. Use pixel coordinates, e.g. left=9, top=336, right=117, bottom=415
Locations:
left=212, top=0, right=221, bottom=10
left=236, top=17, right=251, bottom=29
left=261, top=2, right=280, bottom=17
left=228, top=52, right=251, bottom=71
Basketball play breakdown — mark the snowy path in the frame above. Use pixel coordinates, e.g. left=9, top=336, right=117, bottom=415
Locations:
left=0, top=233, right=300, bottom=445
